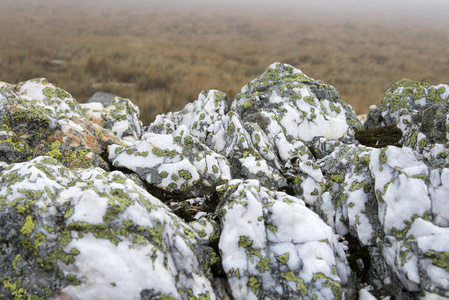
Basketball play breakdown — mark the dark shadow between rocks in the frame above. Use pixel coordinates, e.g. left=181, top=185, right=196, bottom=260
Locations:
left=345, top=233, right=371, bottom=280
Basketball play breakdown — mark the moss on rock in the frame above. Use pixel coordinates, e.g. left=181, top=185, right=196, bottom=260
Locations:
left=355, top=125, right=403, bottom=148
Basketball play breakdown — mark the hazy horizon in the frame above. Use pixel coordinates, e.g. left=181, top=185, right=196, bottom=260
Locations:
left=1, top=0, right=448, bottom=123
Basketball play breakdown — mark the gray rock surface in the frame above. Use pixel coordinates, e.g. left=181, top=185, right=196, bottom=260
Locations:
left=87, top=91, right=118, bottom=104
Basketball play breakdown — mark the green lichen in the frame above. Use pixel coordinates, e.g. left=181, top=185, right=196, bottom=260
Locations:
left=103, top=189, right=133, bottom=224
left=256, top=257, right=270, bottom=273
left=418, top=136, right=428, bottom=150
left=349, top=180, right=370, bottom=193
left=42, top=86, right=70, bottom=100
left=152, top=147, right=179, bottom=159
left=296, top=278, right=309, bottom=297
left=17, top=189, right=43, bottom=201
left=303, top=96, right=316, bottom=106
left=426, top=250, right=449, bottom=272
left=42, top=246, right=79, bottom=272
left=248, top=276, right=261, bottom=295
left=227, top=121, right=235, bottom=135
left=179, top=170, right=192, bottom=180
left=379, top=148, right=388, bottom=165
left=329, top=102, right=342, bottom=114
left=183, top=136, right=194, bottom=150
left=68, top=221, right=122, bottom=246
left=60, top=230, right=72, bottom=247
left=280, top=271, right=309, bottom=296
left=266, top=224, right=278, bottom=232
left=312, top=273, right=342, bottom=300
left=281, top=271, right=298, bottom=282
left=237, top=235, right=262, bottom=262
left=63, top=206, right=74, bottom=219
left=66, top=274, right=81, bottom=286
left=12, top=254, right=21, bottom=274
left=20, top=215, right=35, bottom=235
left=47, top=141, right=62, bottom=159
left=330, top=174, right=344, bottom=184
left=0, top=278, right=28, bottom=300
left=167, top=183, right=177, bottom=191
left=278, top=253, right=289, bottom=264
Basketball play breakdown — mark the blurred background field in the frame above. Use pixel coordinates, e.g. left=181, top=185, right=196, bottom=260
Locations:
left=1, top=0, right=449, bottom=125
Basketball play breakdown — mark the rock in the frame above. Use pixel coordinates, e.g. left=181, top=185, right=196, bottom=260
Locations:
left=365, top=79, right=449, bottom=154
left=87, top=91, right=118, bottom=104
left=363, top=105, right=382, bottom=129
left=108, top=130, right=232, bottom=197
left=216, top=179, right=350, bottom=299
left=0, top=79, right=130, bottom=169
left=81, top=96, right=143, bottom=143
left=0, top=156, right=218, bottom=299
left=147, top=89, right=287, bottom=191
left=0, top=63, right=449, bottom=299
left=232, top=62, right=362, bottom=143
left=316, top=141, right=449, bottom=298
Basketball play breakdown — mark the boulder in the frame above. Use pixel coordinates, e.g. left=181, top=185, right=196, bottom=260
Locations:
left=87, top=91, right=118, bottom=104
left=0, top=63, right=448, bottom=299
left=216, top=179, right=350, bottom=299
left=365, top=79, right=449, bottom=157
left=0, top=79, right=138, bottom=169
left=0, top=156, right=217, bottom=299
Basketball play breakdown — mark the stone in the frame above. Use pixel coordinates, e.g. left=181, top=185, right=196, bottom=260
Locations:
left=87, top=91, right=118, bottom=104
left=216, top=179, right=350, bottom=299
left=0, top=63, right=448, bottom=299
left=0, top=79, right=128, bottom=169
left=0, top=156, right=218, bottom=299
left=232, top=63, right=362, bottom=143
left=366, top=79, right=449, bottom=154
left=81, top=96, right=143, bottom=143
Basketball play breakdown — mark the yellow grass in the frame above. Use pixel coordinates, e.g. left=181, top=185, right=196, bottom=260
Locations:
left=1, top=0, right=449, bottom=125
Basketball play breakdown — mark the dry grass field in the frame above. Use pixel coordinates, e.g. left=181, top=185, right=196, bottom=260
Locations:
left=1, top=0, right=449, bottom=125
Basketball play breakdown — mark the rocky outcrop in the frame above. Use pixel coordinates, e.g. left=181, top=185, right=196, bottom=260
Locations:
left=0, top=63, right=448, bottom=299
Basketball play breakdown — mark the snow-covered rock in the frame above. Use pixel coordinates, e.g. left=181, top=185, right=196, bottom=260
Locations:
left=0, top=156, right=217, bottom=299
left=0, top=78, right=138, bottom=169
left=217, top=179, right=350, bottom=299
left=0, top=64, right=448, bottom=299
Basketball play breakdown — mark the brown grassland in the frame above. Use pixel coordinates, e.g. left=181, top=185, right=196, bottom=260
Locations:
left=1, top=0, right=449, bottom=125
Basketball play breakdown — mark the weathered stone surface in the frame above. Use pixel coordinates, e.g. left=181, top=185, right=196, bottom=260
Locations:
left=87, top=91, right=118, bottom=104
left=147, top=89, right=286, bottom=190
left=0, top=156, right=217, bottom=299
left=365, top=79, right=449, bottom=156
left=81, top=96, right=143, bottom=143
left=0, top=79, right=129, bottom=169
left=216, top=179, right=350, bottom=300
left=232, top=63, right=362, bottom=142
left=1, top=64, right=449, bottom=299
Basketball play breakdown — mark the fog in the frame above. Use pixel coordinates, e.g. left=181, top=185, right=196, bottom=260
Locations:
left=110, top=0, right=449, bottom=24
left=3, top=0, right=449, bottom=29
left=1, top=0, right=448, bottom=121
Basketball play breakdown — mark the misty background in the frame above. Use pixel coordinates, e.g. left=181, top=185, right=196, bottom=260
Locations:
left=1, top=0, right=448, bottom=124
